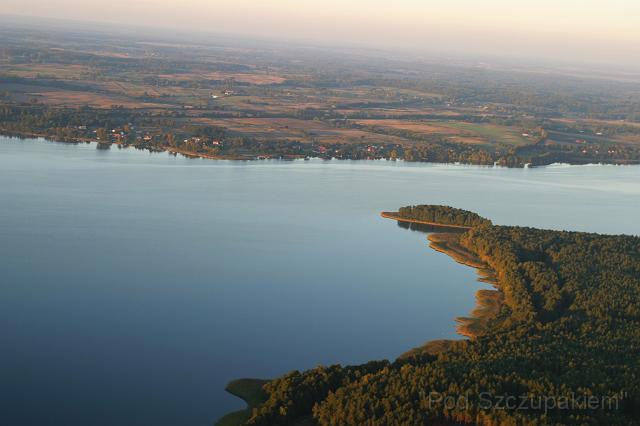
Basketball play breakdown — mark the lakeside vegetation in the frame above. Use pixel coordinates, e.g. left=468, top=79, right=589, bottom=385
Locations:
left=395, top=205, right=493, bottom=227
left=220, top=206, right=640, bottom=425
left=2, top=25, right=640, bottom=166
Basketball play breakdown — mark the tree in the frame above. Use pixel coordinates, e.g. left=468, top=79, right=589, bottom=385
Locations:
left=96, top=127, right=109, bottom=142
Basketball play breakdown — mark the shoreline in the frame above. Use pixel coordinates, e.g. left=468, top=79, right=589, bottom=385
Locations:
left=381, top=212, right=504, bottom=342
left=215, top=379, right=268, bottom=426
left=217, top=213, right=503, bottom=424
left=217, top=208, right=635, bottom=424
left=0, top=129, right=267, bottom=161
left=4, top=131, right=639, bottom=168
left=426, top=233, right=502, bottom=339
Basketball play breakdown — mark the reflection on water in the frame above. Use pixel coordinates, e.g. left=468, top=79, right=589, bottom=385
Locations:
left=396, top=220, right=469, bottom=234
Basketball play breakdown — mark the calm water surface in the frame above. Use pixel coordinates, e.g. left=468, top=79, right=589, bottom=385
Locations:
left=1, top=137, right=639, bottom=425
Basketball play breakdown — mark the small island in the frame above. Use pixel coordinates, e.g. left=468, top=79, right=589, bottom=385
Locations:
left=219, top=205, right=640, bottom=425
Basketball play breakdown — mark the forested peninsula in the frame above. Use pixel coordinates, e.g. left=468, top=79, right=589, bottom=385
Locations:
left=218, top=205, right=640, bottom=426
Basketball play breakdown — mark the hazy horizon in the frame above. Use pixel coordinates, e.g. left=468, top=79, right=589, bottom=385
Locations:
left=1, top=1, right=640, bottom=68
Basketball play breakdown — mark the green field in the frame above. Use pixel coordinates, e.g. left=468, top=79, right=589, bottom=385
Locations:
left=439, top=121, right=532, bottom=147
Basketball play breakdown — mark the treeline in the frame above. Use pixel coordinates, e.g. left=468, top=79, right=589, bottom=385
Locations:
left=397, top=205, right=492, bottom=227
left=402, top=143, right=508, bottom=166
left=227, top=212, right=640, bottom=425
left=245, top=361, right=389, bottom=426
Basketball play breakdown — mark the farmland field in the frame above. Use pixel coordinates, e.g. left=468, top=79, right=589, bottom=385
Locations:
left=1, top=23, right=639, bottom=165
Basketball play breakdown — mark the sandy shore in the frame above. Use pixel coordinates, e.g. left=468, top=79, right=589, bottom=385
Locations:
left=381, top=211, right=504, bottom=350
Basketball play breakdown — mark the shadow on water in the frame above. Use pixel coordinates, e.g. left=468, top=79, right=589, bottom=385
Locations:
left=395, top=220, right=468, bottom=235
left=96, top=142, right=112, bottom=150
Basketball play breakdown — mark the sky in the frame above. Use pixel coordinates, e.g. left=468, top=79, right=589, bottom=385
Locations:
left=2, top=0, right=640, bottom=67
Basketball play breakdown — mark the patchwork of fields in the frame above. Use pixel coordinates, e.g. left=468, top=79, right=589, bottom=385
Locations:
left=1, top=26, right=639, bottom=165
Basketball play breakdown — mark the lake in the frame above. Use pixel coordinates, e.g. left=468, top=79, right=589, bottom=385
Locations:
left=1, top=137, right=639, bottom=426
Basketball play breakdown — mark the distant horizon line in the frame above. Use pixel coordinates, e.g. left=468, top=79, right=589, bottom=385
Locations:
left=1, top=13, right=640, bottom=74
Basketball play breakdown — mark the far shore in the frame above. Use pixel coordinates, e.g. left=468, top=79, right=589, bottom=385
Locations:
left=0, top=129, right=280, bottom=161
left=4, top=132, right=639, bottom=168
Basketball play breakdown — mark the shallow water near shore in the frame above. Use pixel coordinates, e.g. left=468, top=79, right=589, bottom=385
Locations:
left=2, top=137, right=640, bottom=426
